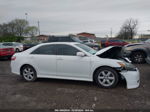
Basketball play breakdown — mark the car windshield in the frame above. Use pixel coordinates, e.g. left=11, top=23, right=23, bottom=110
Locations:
left=76, top=44, right=97, bottom=55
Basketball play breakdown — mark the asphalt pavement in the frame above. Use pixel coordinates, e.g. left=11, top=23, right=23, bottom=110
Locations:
left=0, top=60, right=150, bottom=111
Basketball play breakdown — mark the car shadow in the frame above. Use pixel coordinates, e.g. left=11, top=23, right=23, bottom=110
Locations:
left=18, top=77, right=126, bottom=90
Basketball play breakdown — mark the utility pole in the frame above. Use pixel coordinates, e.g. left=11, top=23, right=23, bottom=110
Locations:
left=25, top=13, right=28, bottom=21
left=38, top=21, right=40, bottom=35
left=110, top=28, right=112, bottom=38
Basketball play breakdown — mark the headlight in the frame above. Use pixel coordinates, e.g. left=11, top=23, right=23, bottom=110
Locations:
left=117, top=62, right=136, bottom=71
left=117, top=62, right=126, bottom=68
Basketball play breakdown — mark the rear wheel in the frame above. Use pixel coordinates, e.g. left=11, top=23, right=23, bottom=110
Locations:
left=94, top=67, right=119, bottom=88
left=15, top=48, right=20, bottom=52
left=21, top=65, right=37, bottom=82
left=130, top=51, right=146, bottom=64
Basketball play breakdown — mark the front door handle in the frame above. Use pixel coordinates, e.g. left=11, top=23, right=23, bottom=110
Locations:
left=30, top=56, right=34, bottom=59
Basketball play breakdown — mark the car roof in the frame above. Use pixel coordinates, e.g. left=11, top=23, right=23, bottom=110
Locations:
left=39, top=42, right=79, bottom=46
left=49, top=36, right=71, bottom=38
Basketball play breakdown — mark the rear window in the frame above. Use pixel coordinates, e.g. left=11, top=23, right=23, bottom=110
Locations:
left=48, top=37, right=58, bottom=42
left=58, top=37, right=74, bottom=42
left=48, top=36, right=74, bottom=42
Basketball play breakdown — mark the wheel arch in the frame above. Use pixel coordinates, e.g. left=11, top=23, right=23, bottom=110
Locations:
left=20, top=64, right=37, bottom=75
left=92, top=66, right=120, bottom=82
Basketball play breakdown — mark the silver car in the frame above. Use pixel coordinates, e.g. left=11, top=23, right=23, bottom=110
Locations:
left=123, top=39, right=150, bottom=64
left=2, top=42, right=23, bottom=52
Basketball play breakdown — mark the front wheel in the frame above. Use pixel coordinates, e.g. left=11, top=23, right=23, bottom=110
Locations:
left=94, top=67, right=119, bottom=88
left=21, top=65, right=37, bottom=82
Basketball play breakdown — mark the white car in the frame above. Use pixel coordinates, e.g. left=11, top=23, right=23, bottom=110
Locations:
left=2, top=42, right=23, bottom=52
left=11, top=42, right=140, bottom=89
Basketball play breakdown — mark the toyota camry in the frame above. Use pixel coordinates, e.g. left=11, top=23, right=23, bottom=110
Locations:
left=11, top=42, right=140, bottom=89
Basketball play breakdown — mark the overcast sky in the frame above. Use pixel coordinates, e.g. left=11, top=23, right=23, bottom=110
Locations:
left=0, top=0, right=150, bottom=37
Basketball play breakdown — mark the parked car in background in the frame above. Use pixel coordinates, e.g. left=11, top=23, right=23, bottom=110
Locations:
left=11, top=42, right=140, bottom=89
left=46, top=35, right=100, bottom=50
left=78, top=36, right=96, bottom=43
left=144, top=38, right=150, bottom=43
left=100, top=39, right=107, bottom=47
left=0, top=43, right=15, bottom=59
left=101, top=39, right=128, bottom=47
left=23, top=43, right=37, bottom=51
left=123, top=40, right=150, bottom=64
left=2, top=42, right=23, bottom=52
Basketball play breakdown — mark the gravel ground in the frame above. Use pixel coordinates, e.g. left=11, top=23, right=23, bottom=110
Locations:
left=0, top=60, right=150, bottom=111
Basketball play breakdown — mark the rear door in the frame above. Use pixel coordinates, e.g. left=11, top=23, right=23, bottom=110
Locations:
left=30, top=44, right=57, bottom=76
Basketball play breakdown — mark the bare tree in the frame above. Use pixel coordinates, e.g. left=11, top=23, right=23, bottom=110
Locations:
left=0, top=23, right=11, bottom=36
left=117, top=18, right=138, bottom=39
left=25, top=26, right=38, bottom=37
left=10, top=19, right=29, bottom=36
left=0, top=19, right=38, bottom=37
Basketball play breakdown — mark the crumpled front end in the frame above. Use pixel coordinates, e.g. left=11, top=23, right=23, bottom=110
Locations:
left=120, top=68, right=140, bottom=89
left=146, top=56, right=150, bottom=64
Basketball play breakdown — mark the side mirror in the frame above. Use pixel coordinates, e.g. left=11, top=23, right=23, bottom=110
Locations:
left=76, top=52, right=85, bottom=57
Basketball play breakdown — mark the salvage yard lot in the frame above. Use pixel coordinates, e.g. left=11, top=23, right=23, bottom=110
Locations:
left=0, top=60, right=150, bottom=110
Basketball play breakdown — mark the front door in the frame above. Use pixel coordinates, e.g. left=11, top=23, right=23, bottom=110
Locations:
left=56, top=44, right=91, bottom=78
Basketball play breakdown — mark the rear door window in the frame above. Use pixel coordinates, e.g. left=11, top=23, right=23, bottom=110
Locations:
left=31, top=44, right=57, bottom=55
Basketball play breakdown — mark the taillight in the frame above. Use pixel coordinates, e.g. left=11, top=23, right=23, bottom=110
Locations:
left=11, top=56, right=16, bottom=60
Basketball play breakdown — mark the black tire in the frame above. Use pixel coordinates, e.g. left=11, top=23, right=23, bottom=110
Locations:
left=94, top=67, right=119, bottom=88
left=130, top=51, right=146, bottom=64
left=16, top=48, right=20, bottom=52
left=21, top=65, right=37, bottom=82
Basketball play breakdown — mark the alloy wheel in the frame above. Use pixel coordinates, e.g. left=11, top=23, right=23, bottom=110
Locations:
left=98, top=70, right=115, bottom=87
left=22, top=66, right=35, bottom=81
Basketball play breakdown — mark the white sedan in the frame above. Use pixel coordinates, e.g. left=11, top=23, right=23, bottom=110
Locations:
left=11, top=42, right=140, bottom=89
left=2, top=42, right=23, bottom=52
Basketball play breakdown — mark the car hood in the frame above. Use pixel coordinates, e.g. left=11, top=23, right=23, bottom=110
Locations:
left=95, top=46, right=114, bottom=55
left=95, top=46, right=123, bottom=60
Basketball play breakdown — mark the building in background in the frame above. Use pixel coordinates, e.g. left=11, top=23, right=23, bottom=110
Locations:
left=76, top=32, right=96, bottom=40
left=140, top=34, right=150, bottom=39
left=36, top=35, right=49, bottom=42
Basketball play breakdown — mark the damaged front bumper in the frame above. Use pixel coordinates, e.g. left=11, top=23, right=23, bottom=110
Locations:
left=120, top=68, right=140, bottom=89
left=146, top=56, right=150, bottom=64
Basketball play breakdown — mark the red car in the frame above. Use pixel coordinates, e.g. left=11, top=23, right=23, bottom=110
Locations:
left=0, top=44, right=15, bottom=59
left=104, top=39, right=128, bottom=47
